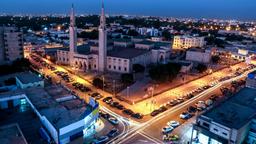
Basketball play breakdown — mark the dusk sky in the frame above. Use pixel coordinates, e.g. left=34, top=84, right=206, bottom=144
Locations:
left=0, top=0, right=255, bottom=20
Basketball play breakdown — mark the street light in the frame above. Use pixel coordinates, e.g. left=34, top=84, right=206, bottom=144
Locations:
left=127, top=86, right=130, bottom=98
left=102, top=75, right=105, bottom=91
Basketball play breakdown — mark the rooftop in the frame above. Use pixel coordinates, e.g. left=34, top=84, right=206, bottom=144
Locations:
left=77, top=44, right=91, bottom=55
left=136, top=40, right=155, bottom=45
left=0, top=124, right=27, bottom=144
left=0, top=85, right=95, bottom=129
left=16, top=72, right=43, bottom=84
left=113, top=38, right=132, bottom=43
left=202, top=87, right=256, bottom=129
left=188, top=48, right=206, bottom=52
left=108, top=47, right=150, bottom=59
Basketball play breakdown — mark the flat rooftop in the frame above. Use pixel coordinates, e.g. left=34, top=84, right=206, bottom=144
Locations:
left=188, top=48, right=206, bottom=52
left=0, top=124, right=27, bottom=144
left=0, top=85, right=94, bottom=130
left=202, top=87, right=256, bottom=129
left=136, top=40, right=155, bottom=45
left=108, top=47, right=150, bottom=59
left=16, top=72, right=43, bottom=84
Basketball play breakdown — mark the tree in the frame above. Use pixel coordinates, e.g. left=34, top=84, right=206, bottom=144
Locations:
left=211, top=55, right=220, bottom=64
left=132, top=64, right=145, bottom=73
left=162, top=30, right=172, bottom=40
left=148, top=63, right=181, bottom=82
left=121, top=73, right=134, bottom=84
left=92, top=78, right=104, bottom=89
left=127, top=29, right=139, bottom=36
left=196, top=64, right=207, bottom=73
left=78, top=30, right=99, bottom=39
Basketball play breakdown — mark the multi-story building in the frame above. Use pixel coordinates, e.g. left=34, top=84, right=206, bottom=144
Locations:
left=0, top=26, right=23, bottom=65
left=0, top=72, right=99, bottom=144
left=172, top=35, right=205, bottom=50
left=191, top=86, right=256, bottom=144
left=246, top=71, right=256, bottom=89
left=186, top=48, right=213, bottom=63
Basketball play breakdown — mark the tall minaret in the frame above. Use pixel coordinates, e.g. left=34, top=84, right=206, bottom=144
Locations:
left=98, top=0, right=107, bottom=72
left=69, top=4, right=77, bottom=65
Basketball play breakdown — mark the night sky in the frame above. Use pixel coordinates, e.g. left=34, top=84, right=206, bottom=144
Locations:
left=0, top=0, right=255, bottom=20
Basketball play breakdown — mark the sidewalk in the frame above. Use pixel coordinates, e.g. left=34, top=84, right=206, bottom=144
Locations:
left=118, top=64, right=230, bottom=104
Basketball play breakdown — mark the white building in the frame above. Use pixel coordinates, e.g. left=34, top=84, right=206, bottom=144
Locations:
left=0, top=26, right=23, bottom=65
left=56, top=4, right=170, bottom=74
left=173, top=35, right=205, bottom=50
left=0, top=85, right=99, bottom=144
left=191, top=87, right=256, bottom=144
left=186, top=48, right=212, bottom=63
left=15, top=72, right=44, bottom=89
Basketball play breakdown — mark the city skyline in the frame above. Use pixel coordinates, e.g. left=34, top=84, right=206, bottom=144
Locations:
left=0, top=0, right=256, bottom=21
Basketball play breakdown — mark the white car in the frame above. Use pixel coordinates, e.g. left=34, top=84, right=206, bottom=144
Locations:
left=167, top=121, right=180, bottom=128
left=108, top=117, right=119, bottom=125
left=162, top=126, right=174, bottom=134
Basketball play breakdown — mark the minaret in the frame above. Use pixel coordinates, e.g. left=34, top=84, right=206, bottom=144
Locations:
left=98, top=0, right=107, bottom=72
left=69, top=4, right=77, bottom=65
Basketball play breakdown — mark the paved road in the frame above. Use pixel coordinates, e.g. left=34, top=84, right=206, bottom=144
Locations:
left=28, top=53, right=255, bottom=144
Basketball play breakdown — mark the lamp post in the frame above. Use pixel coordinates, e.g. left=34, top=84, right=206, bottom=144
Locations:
left=127, top=86, right=130, bottom=98
left=113, top=80, right=116, bottom=97
left=102, top=75, right=105, bottom=91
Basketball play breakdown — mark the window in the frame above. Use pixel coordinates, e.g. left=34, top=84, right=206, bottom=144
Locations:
left=202, top=122, right=210, bottom=128
left=94, top=65, right=96, bottom=68
left=109, top=65, right=111, bottom=69
left=124, top=67, right=127, bottom=71
left=213, top=128, right=218, bottom=132
left=222, top=132, right=227, bottom=136
left=118, top=66, right=121, bottom=70
left=114, top=66, right=116, bottom=69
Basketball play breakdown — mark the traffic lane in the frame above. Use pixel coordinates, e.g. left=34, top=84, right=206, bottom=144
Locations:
left=121, top=132, right=159, bottom=144
left=141, top=85, right=226, bottom=141
left=132, top=62, right=247, bottom=114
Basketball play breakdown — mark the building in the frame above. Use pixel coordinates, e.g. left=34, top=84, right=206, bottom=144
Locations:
left=0, top=124, right=28, bottom=144
left=15, top=72, right=44, bottom=89
left=178, top=61, right=193, bottom=73
left=191, top=87, right=256, bottom=144
left=0, top=26, right=23, bottom=65
left=56, top=3, right=170, bottom=73
left=186, top=48, right=212, bottom=63
left=246, top=71, right=256, bottom=89
left=0, top=85, right=99, bottom=144
left=98, top=1, right=107, bottom=72
left=231, top=48, right=252, bottom=62
left=173, top=35, right=205, bottom=50
left=113, top=39, right=133, bottom=48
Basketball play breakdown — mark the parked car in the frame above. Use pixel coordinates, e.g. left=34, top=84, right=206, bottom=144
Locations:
left=103, top=97, right=112, bottom=102
left=167, top=121, right=180, bottom=128
left=107, top=128, right=119, bottom=137
left=158, top=106, right=168, bottom=112
left=168, top=100, right=178, bottom=107
left=186, top=94, right=194, bottom=99
left=116, top=104, right=124, bottom=110
left=187, top=106, right=197, bottom=113
left=123, top=109, right=134, bottom=115
left=101, top=113, right=110, bottom=119
left=151, top=109, right=160, bottom=117
left=195, top=101, right=206, bottom=111
left=162, top=126, right=174, bottom=134
left=205, top=99, right=213, bottom=106
left=108, top=117, right=119, bottom=125
left=180, top=112, right=193, bottom=120
left=131, top=113, right=144, bottom=119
